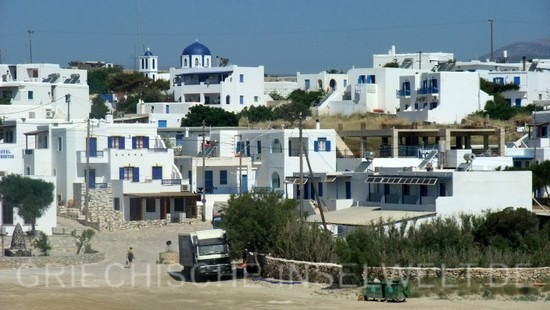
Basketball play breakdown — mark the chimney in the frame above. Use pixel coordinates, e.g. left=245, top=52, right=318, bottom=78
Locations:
left=522, top=56, right=526, bottom=71
left=315, top=119, right=320, bottom=130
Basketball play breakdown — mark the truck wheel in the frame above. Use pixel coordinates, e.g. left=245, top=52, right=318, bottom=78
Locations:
left=182, top=267, right=191, bottom=281
left=193, top=269, right=204, bottom=283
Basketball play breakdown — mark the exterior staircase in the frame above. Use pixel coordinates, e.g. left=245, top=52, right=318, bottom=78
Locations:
left=335, top=134, right=354, bottom=158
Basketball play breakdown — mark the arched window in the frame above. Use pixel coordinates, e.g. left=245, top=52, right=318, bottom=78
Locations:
left=206, top=58, right=210, bottom=67
left=271, top=138, right=282, bottom=153
left=194, top=58, right=199, bottom=66
left=271, top=172, right=280, bottom=189
left=318, top=79, right=323, bottom=89
left=183, top=58, right=188, bottom=67
left=226, top=95, right=231, bottom=105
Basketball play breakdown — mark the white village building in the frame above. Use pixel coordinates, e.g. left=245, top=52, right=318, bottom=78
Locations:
left=396, top=71, right=492, bottom=124
left=170, top=126, right=338, bottom=218
left=0, top=63, right=89, bottom=121
left=169, top=41, right=266, bottom=113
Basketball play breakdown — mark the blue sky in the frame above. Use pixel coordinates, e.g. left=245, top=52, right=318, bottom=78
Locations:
left=1, top=0, right=548, bottom=74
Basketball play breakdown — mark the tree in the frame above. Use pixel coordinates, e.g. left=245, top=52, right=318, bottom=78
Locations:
left=181, top=105, right=239, bottom=127
left=0, top=174, right=54, bottom=235
left=90, top=96, right=110, bottom=119
left=87, top=66, right=123, bottom=94
left=383, top=61, right=399, bottom=68
left=107, top=71, right=150, bottom=94
left=473, top=208, right=541, bottom=251
left=269, top=91, right=285, bottom=101
left=272, top=101, right=311, bottom=124
left=71, top=229, right=97, bottom=254
left=286, top=89, right=325, bottom=108
left=32, top=232, right=52, bottom=256
left=238, top=105, right=273, bottom=123
left=529, top=160, right=550, bottom=196
left=220, top=191, right=297, bottom=258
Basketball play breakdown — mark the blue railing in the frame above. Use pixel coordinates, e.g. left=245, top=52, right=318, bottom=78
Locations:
left=161, top=179, right=182, bottom=186
left=417, top=87, right=439, bottom=95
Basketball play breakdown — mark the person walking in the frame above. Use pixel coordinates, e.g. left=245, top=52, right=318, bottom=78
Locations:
left=126, top=247, right=135, bottom=268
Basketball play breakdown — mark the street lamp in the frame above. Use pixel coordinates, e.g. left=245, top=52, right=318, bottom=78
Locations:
left=27, top=30, right=34, bottom=63
left=488, top=19, right=494, bottom=62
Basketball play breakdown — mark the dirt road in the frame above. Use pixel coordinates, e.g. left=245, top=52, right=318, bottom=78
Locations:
left=0, top=218, right=547, bottom=309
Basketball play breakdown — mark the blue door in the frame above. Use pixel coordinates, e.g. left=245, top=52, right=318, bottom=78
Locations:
left=88, top=137, right=97, bottom=157
left=345, top=181, right=351, bottom=199
left=88, top=169, right=96, bottom=189
left=205, top=170, right=213, bottom=193
left=242, top=175, right=248, bottom=193
left=152, top=166, right=162, bottom=180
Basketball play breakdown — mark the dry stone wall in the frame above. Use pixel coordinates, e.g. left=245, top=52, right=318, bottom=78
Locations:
left=0, top=253, right=105, bottom=269
left=263, top=256, right=550, bottom=286
left=70, top=183, right=182, bottom=231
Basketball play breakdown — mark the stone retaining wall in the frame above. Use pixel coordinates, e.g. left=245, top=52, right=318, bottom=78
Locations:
left=67, top=183, right=198, bottom=232
left=0, top=253, right=105, bottom=269
left=263, top=256, right=550, bottom=285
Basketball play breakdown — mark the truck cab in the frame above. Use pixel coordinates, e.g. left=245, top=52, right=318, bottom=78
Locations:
left=178, top=229, right=232, bottom=281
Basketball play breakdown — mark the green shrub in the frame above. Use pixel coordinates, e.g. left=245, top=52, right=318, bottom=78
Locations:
left=32, top=232, right=52, bottom=256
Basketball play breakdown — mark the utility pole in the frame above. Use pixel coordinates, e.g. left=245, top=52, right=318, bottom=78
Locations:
left=65, top=94, right=71, bottom=122
left=27, top=30, right=34, bottom=63
left=488, top=19, right=494, bottom=62
left=201, top=120, right=206, bottom=222
left=304, top=147, right=328, bottom=231
left=84, top=118, right=90, bottom=225
left=238, top=134, right=243, bottom=195
left=298, top=114, right=304, bottom=221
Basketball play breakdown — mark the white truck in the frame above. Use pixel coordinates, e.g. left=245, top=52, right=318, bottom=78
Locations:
left=178, top=229, right=233, bottom=281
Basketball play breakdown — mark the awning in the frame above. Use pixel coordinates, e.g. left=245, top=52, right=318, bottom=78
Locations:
left=24, top=129, right=48, bottom=136
left=284, top=177, right=307, bottom=185
left=124, top=192, right=200, bottom=198
left=366, top=176, right=438, bottom=185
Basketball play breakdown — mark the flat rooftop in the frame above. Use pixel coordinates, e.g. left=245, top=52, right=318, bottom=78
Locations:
left=306, top=207, right=436, bottom=226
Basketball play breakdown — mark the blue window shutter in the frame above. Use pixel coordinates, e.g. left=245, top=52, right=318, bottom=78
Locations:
left=119, top=137, right=125, bottom=149
left=220, top=170, right=227, bottom=184
left=108, top=136, right=113, bottom=148
left=257, top=140, right=262, bottom=154
left=133, top=167, right=139, bottom=182
left=132, top=137, right=137, bottom=149
left=514, top=76, right=520, bottom=85
left=152, top=166, right=162, bottom=180
left=314, top=141, right=319, bottom=152
left=326, top=141, right=331, bottom=152
left=119, top=167, right=125, bottom=180
left=318, top=182, right=323, bottom=197
left=144, top=136, right=150, bottom=149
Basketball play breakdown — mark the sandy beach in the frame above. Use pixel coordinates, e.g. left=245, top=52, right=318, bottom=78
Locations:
left=0, top=217, right=548, bottom=310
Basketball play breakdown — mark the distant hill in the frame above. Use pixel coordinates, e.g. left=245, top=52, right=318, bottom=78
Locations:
left=479, top=38, right=550, bottom=62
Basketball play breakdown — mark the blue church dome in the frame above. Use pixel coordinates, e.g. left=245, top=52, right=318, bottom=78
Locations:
left=182, top=41, right=211, bottom=56
left=144, top=49, right=153, bottom=56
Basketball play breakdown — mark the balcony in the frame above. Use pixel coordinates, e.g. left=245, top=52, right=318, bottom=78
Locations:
left=417, top=87, right=439, bottom=95
left=78, top=150, right=108, bottom=164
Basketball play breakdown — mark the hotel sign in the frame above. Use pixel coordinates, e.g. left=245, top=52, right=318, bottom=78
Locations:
left=0, top=150, right=15, bottom=159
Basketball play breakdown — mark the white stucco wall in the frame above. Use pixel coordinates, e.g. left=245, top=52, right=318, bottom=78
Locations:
left=435, top=171, right=532, bottom=216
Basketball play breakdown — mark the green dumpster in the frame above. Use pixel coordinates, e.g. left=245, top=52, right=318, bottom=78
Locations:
left=364, top=282, right=386, bottom=301
left=384, top=280, right=409, bottom=302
